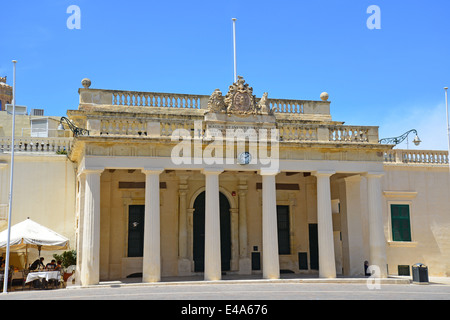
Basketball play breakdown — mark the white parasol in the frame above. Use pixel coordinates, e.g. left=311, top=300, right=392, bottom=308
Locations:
left=0, top=218, right=69, bottom=265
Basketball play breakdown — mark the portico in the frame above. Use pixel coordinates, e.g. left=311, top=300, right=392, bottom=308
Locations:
left=75, top=156, right=387, bottom=285
left=69, top=77, right=391, bottom=286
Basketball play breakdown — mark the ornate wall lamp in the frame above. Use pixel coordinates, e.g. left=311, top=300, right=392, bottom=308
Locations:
left=379, top=129, right=421, bottom=148
left=58, top=116, right=89, bottom=137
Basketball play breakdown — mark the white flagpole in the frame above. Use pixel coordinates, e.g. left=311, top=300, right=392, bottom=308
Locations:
left=232, top=18, right=237, bottom=83
left=445, top=87, right=449, bottom=171
left=2, top=60, right=17, bottom=294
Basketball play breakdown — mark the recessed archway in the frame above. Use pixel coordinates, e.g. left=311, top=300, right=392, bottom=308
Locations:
left=192, top=191, right=231, bottom=272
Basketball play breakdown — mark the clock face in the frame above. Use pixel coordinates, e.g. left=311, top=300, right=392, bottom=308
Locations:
left=238, top=152, right=252, bottom=165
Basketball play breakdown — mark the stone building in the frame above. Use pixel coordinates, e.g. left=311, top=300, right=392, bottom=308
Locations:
left=0, top=77, right=12, bottom=111
left=0, top=76, right=449, bottom=286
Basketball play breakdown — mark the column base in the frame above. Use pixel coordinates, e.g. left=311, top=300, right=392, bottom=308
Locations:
left=238, top=258, right=252, bottom=275
left=178, top=259, right=191, bottom=276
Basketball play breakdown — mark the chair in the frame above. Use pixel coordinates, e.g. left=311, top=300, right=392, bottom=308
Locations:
left=0, top=268, right=14, bottom=292
left=59, top=271, right=66, bottom=289
left=21, top=269, right=31, bottom=290
left=48, top=271, right=61, bottom=289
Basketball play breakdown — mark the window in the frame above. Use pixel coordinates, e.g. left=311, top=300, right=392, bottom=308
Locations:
left=391, top=204, right=412, bottom=241
left=277, top=205, right=290, bottom=254
left=398, top=265, right=410, bottom=276
left=31, top=119, right=49, bottom=137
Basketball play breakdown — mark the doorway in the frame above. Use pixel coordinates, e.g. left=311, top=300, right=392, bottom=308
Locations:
left=193, top=191, right=231, bottom=272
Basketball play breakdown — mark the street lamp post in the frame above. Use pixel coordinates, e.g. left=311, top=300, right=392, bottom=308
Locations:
left=2, top=60, right=17, bottom=294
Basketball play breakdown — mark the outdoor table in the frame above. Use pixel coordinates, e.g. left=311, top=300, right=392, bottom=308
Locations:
left=25, top=271, right=60, bottom=285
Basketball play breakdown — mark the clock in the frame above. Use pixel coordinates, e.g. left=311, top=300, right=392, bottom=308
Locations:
left=238, top=152, right=252, bottom=165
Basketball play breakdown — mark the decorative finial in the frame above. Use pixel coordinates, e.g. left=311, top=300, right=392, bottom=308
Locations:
left=81, top=78, right=91, bottom=89
left=320, top=92, right=329, bottom=101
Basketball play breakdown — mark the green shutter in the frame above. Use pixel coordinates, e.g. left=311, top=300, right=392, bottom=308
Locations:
left=391, top=204, right=412, bottom=241
left=128, top=205, right=145, bottom=257
left=277, top=205, right=291, bottom=255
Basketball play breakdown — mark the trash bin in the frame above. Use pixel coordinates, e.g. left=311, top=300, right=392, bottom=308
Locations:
left=412, top=263, right=429, bottom=284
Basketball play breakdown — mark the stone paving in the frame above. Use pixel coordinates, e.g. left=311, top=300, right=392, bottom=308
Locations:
left=1, top=274, right=449, bottom=302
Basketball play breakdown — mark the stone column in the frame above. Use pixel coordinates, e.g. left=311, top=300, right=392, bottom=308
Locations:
left=177, top=175, right=190, bottom=275
left=203, top=168, right=223, bottom=281
left=313, top=171, right=336, bottom=278
left=238, top=177, right=251, bottom=274
left=75, top=173, right=86, bottom=286
left=365, top=172, right=388, bottom=278
left=142, top=168, right=164, bottom=282
left=261, top=171, right=280, bottom=279
left=80, top=168, right=103, bottom=286
left=339, top=175, right=365, bottom=276
left=230, top=208, right=239, bottom=271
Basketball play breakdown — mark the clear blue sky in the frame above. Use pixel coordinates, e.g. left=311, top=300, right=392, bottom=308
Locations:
left=1, top=0, right=449, bottom=150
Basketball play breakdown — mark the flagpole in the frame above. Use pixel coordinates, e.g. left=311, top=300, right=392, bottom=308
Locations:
left=2, top=60, right=17, bottom=294
left=445, top=87, right=449, bottom=171
left=232, top=18, right=237, bottom=83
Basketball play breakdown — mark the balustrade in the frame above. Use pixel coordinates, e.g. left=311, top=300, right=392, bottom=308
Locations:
left=278, top=124, right=317, bottom=142
left=384, top=149, right=449, bottom=165
left=0, top=137, right=73, bottom=154
left=86, top=117, right=381, bottom=146
left=99, top=119, right=148, bottom=136
left=329, top=126, right=369, bottom=142
left=269, top=99, right=303, bottom=114
left=111, top=91, right=202, bottom=109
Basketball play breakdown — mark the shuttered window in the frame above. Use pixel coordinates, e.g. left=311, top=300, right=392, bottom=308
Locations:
left=128, top=205, right=145, bottom=257
left=277, top=205, right=290, bottom=254
left=31, top=119, right=49, bottom=137
left=391, top=204, right=412, bottom=242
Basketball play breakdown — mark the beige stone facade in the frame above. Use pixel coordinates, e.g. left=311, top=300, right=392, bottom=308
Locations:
left=0, top=77, right=449, bottom=285
left=0, top=77, right=12, bottom=112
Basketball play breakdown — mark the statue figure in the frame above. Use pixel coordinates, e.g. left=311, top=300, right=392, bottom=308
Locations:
left=257, top=92, right=271, bottom=114
left=207, top=89, right=226, bottom=113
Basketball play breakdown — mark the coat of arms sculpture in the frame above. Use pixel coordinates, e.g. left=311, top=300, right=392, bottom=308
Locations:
left=207, top=76, right=273, bottom=116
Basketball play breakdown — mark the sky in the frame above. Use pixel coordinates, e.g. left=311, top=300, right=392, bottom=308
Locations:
left=1, top=0, right=449, bottom=150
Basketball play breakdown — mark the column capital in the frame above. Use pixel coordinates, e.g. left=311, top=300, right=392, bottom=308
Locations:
left=312, top=170, right=335, bottom=177
left=343, top=174, right=362, bottom=184
left=79, top=167, right=104, bottom=177
left=0, top=162, right=7, bottom=169
left=259, top=169, right=280, bottom=176
left=363, top=171, right=385, bottom=179
left=202, top=168, right=224, bottom=175
left=142, top=167, right=164, bottom=175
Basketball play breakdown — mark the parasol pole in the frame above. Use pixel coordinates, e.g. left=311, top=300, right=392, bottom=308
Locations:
left=2, top=60, right=17, bottom=294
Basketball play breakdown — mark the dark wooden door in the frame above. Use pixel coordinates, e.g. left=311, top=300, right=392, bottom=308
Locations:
left=193, top=192, right=231, bottom=272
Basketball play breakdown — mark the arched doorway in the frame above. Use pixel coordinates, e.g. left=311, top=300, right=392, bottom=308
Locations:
left=193, top=191, right=231, bottom=272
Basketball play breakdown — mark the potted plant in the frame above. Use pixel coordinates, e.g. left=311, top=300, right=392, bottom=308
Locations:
left=53, top=250, right=76, bottom=282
